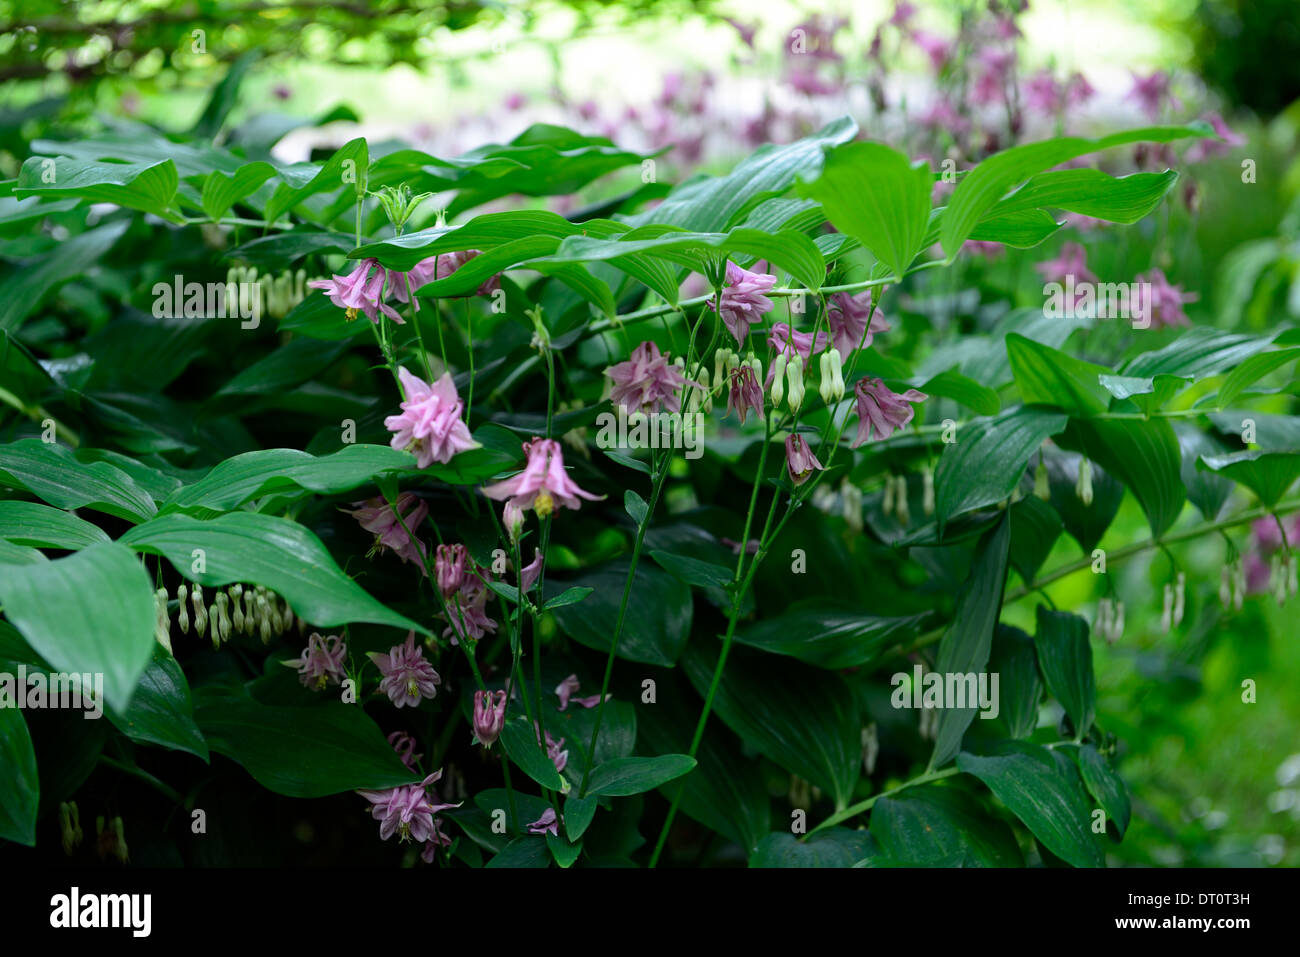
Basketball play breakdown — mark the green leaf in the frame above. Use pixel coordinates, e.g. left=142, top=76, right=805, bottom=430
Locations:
left=1215, top=347, right=1300, bottom=409
left=1033, top=608, right=1096, bottom=738
left=800, top=141, right=931, bottom=280
left=1197, top=449, right=1300, bottom=508
left=1176, top=424, right=1234, bottom=519
left=0, top=708, right=38, bottom=846
left=987, top=168, right=1179, bottom=224
left=683, top=644, right=860, bottom=810
left=649, top=550, right=733, bottom=591
left=542, top=587, right=593, bottom=610
left=120, top=511, right=424, bottom=634
left=549, top=562, right=692, bottom=667
left=0, top=221, right=130, bottom=331
left=194, top=693, right=418, bottom=797
left=564, top=794, right=599, bottom=840
left=1008, top=494, right=1063, bottom=584
left=265, top=137, right=368, bottom=225
left=192, top=51, right=259, bottom=138
left=1124, top=327, right=1273, bottom=380
left=486, top=836, right=551, bottom=868
left=870, top=784, right=1023, bottom=866
left=1071, top=743, right=1131, bottom=838
left=1059, top=417, right=1186, bottom=536
left=585, top=754, right=696, bottom=797
left=499, top=715, right=568, bottom=792
left=0, top=501, right=110, bottom=549
left=1006, top=334, right=1111, bottom=415
left=200, top=161, right=277, bottom=221
left=940, top=123, right=1211, bottom=258
left=930, top=514, right=1011, bottom=769
left=916, top=369, right=1001, bottom=416
left=107, top=650, right=208, bottom=760
left=989, top=624, right=1041, bottom=739
left=15, top=156, right=181, bottom=221
left=934, top=407, right=1068, bottom=534
left=1045, top=450, right=1124, bottom=553
left=734, top=603, right=927, bottom=668
left=957, top=742, right=1105, bottom=868
left=1098, top=373, right=1190, bottom=417
left=0, top=439, right=156, bottom=522
left=0, top=542, right=155, bottom=713
left=624, top=489, right=648, bottom=525
left=749, top=829, right=872, bottom=868
left=546, top=831, right=583, bottom=868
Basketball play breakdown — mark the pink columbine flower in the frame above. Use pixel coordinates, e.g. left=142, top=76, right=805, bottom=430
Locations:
left=1188, top=113, right=1246, bottom=161
left=526, top=808, right=559, bottom=836
left=767, top=322, right=829, bottom=362
left=482, top=437, right=602, bottom=519
left=358, top=769, right=460, bottom=845
left=1023, top=69, right=1063, bottom=114
left=443, top=578, right=498, bottom=645
left=918, top=97, right=970, bottom=134
left=911, top=30, right=953, bottom=72
left=827, top=291, right=890, bottom=357
left=1128, top=70, right=1173, bottom=119
left=1065, top=72, right=1095, bottom=107
left=890, top=2, right=917, bottom=28
left=473, top=689, right=508, bottom=749
left=713, top=261, right=776, bottom=346
left=307, top=259, right=403, bottom=324
left=1136, top=269, right=1198, bottom=328
left=536, top=724, right=569, bottom=773
left=727, top=364, right=764, bottom=425
left=285, top=633, right=348, bottom=690
left=520, top=549, right=543, bottom=592
left=435, top=543, right=469, bottom=597
left=850, top=378, right=927, bottom=447
left=344, top=492, right=428, bottom=569
left=1034, top=241, right=1097, bottom=285
left=784, top=434, right=825, bottom=486
left=388, top=731, right=423, bottom=769
left=370, top=631, right=442, bottom=708
left=605, top=341, right=696, bottom=413
left=555, top=674, right=609, bottom=711
left=397, top=250, right=501, bottom=300
left=384, top=366, right=480, bottom=469
left=971, top=47, right=1015, bottom=106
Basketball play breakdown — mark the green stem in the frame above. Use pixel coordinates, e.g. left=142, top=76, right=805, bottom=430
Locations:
left=808, top=767, right=960, bottom=836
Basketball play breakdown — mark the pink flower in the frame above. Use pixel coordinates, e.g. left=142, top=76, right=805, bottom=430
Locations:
left=473, top=689, right=508, bottom=749
left=555, top=674, right=609, bottom=711
left=724, top=17, right=757, bottom=49
left=526, top=808, right=559, bottom=836
left=536, top=724, right=569, bottom=773
left=384, top=367, right=480, bottom=469
left=344, top=492, right=428, bottom=569
left=285, top=633, right=347, bottom=690
left=1035, top=241, right=1097, bottom=286
left=1129, top=70, right=1174, bottom=119
left=1188, top=114, right=1245, bottom=161
left=443, top=579, right=498, bottom=645
left=850, top=378, right=927, bottom=447
left=605, top=341, right=695, bottom=413
left=963, top=240, right=1005, bottom=260
left=482, top=437, right=602, bottom=519
left=307, top=259, right=403, bottom=324
left=767, top=322, right=828, bottom=362
left=713, top=261, right=776, bottom=346
left=1065, top=72, right=1095, bottom=107
left=918, top=97, right=970, bottom=134
left=727, top=364, right=764, bottom=425
left=388, top=731, right=423, bottom=769
left=910, top=30, right=953, bottom=72
left=357, top=769, right=459, bottom=845
left=520, top=548, right=543, bottom=592
left=890, top=2, right=917, bottom=28
left=1136, top=269, right=1198, bottom=329
left=1023, top=69, right=1063, bottom=114
left=435, top=543, right=469, bottom=597
left=827, top=291, right=890, bottom=356
left=394, top=251, right=501, bottom=300
left=784, top=434, right=824, bottom=486
left=370, top=631, right=441, bottom=708
left=971, top=47, right=1015, bottom=106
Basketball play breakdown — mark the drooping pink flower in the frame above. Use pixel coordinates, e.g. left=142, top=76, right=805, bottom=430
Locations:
left=713, top=261, right=776, bottom=346
left=963, top=240, right=1006, bottom=260
left=971, top=47, right=1015, bottom=106
left=767, top=322, right=829, bottom=362
left=536, top=724, right=569, bottom=773
left=370, top=631, right=442, bottom=708
left=605, top=341, right=696, bottom=413
left=786, top=67, right=840, bottom=97
left=1128, top=70, right=1174, bottom=119
left=784, top=434, right=824, bottom=486
left=357, top=770, right=460, bottom=845
left=384, top=366, right=480, bottom=469
left=434, top=543, right=469, bottom=597
left=1187, top=113, right=1246, bottom=161
left=827, top=291, right=890, bottom=356
left=889, top=2, right=917, bottom=28
left=285, top=632, right=348, bottom=690
left=388, top=731, right=423, bottom=769
left=724, top=17, right=757, bottom=49
left=481, top=437, right=602, bottom=519
left=526, top=808, right=559, bottom=836
left=918, top=96, right=970, bottom=134
left=473, top=689, right=508, bottom=749
left=555, top=674, right=609, bottom=711
left=910, top=30, right=953, bottom=72
left=1023, top=69, right=1063, bottom=114
left=727, top=364, right=765, bottom=425
left=307, top=259, right=404, bottom=324
left=1136, top=269, right=1198, bottom=329
left=1034, top=241, right=1097, bottom=285
left=850, top=378, right=927, bottom=447
left=344, top=492, right=428, bottom=570
left=1065, top=72, right=1096, bottom=107
left=443, top=578, right=498, bottom=645
left=520, top=548, right=543, bottom=592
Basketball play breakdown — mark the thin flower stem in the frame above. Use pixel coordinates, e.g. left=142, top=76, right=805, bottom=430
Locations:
left=807, top=767, right=961, bottom=836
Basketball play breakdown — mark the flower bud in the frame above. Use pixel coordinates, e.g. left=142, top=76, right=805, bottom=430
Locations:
left=1075, top=457, right=1093, bottom=506
left=771, top=353, right=787, bottom=408
left=473, top=689, right=508, bottom=749
left=59, top=801, right=83, bottom=856
left=1219, top=566, right=1232, bottom=610
left=882, top=472, right=895, bottom=516
left=818, top=351, right=835, bottom=405
left=786, top=354, right=805, bottom=413
left=894, top=474, right=910, bottom=525
left=828, top=347, right=845, bottom=401
left=1111, top=600, right=1125, bottom=642
left=1033, top=460, right=1050, bottom=500
left=503, top=500, right=525, bottom=543
left=192, top=584, right=207, bottom=639
left=230, top=584, right=245, bottom=633
left=1172, top=571, right=1186, bottom=626
left=1096, top=598, right=1113, bottom=638
left=177, top=584, right=190, bottom=634
left=922, top=465, right=935, bottom=515
left=1160, top=582, right=1173, bottom=633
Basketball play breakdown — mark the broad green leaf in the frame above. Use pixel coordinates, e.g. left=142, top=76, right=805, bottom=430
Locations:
left=549, top=562, right=692, bottom=667
left=0, top=708, right=38, bottom=846
left=916, top=369, right=1001, bottom=416
left=1071, top=743, right=1131, bottom=838
left=1098, top=373, right=1190, bottom=417
left=1059, top=417, right=1185, bottom=536
left=1033, top=608, right=1096, bottom=738
left=486, top=836, right=550, bottom=868
left=542, top=587, right=593, bottom=610
left=967, top=208, right=1060, bottom=247
left=1176, top=424, right=1234, bottom=519
left=0, top=542, right=155, bottom=713
left=1197, top=449, right=1300, bottom=508
left=585, top=755, right=696, bottom=797
left=194, top=692, right=418, bottom=797
left=200, top=161, right=277, bottom=221
left=930, top=514, right=1011, bottom=769
left=0, top=439, right=156, bottom=522
left=564, top=794, right=599, bottom=841
left=120, top=511, right=424, bottom=634
left=957, top=741, right=1105, bottom=868
left=106, top=649, right=208, bottom=760
left=1006, top=334, right=1111, bottom=415
left=989, top=624, right=1041, bottom=739
left=1124, top=327, right=1273, bottom=379
left=265, top=137, right=368, bottom=225
left=1045, top=450, right=1125, bottom=553
left=934, top=407, right=1068, bottom=534
left=0, top=221, right=130, bottom=331
left=988, top=168, right=1179, bottom=223
left=870, top=784, right=1022, bottom=866
left=650, top=550, right=733, bottom=591
left=1008, top=494, right=1063, bottom=583
left=683, top=644, right=860, bottom=810
left=1215, top=347, right=1300, bottom=409
left=500, top=715, right=568, bottom=792
left=734, top=603, right=927, bottom=668
left=749, top=829, right=872, bottom=868
left=0, top=501, right=110, bottom=549
left=14, top=156, right=181, bottom=221
left=800, top=141, right=931, bottom=279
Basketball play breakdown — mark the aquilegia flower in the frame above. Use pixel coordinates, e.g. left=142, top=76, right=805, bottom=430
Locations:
left=784, top=434, right=824, bottom=486
left=400, top=250, right=501, bottom=299
left=307, top=259, right=403, bottom=324
left=434, top=543, right=469, bottom=596
left=850, top=378, right=927, bottom=447
left=1034, top=241, right=1097, bottom=286
left=727, top=363, right=764, bottom=424
left=1136, top=268, right=1198, bottom=328
left=714, top=261, right=776, bottom=345
left=370, top=631, right=441, bottom=708
left=1128, top=70, right=1174, bottom=119
left=827, top=291, right=890, bottom=356
left=285, top=632, right=348, bottom=690
left=536, top=723, right=569, bottom=773
left=527, top=808, right=560, bottom=837
left=473, top=689, right=508, bottom=749
left=344, top=492, right=428, bottom=569
left=384, top=366, right=480, bottom=469
left=555, top=674, right=610, bottom=711
left=358, top=769, right=460, bottom=846
left=606, top=341, right=696, bottom=413
left=443, top=577, right=498, bottom=645
left=767, top=322, right=828, bottom=362
left=388, top=731, right=423, bottom=769
left=482, top=437, right=601, bottom=520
